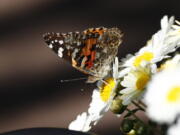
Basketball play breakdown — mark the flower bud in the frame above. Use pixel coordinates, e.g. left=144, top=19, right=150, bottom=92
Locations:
left=133, top=121, right=149, bottom=135
left=110, top=96, right=127, bottom=114
left=127, top=129, right=136, bottom=135
left=121, top=119, right=134, bottom=133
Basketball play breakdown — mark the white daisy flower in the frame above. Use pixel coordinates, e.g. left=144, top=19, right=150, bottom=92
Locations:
left=122, top=16, right=173, bottom=65
left=168, top=118, right=180, bottom=135
left=170, top=20, right=180, bottom=40
left=119, top=16, right=180, bottom=78
left=158, top=54, right=180, bottom=71
left=144, top=64, right=180, bottom=123
left=120, top=65, right=152, bottom=105
left=88, top=57, right=120, bottom=124
left=68, top=112, right=92, bottom=132
left=68, top=57, right=120, bottom=131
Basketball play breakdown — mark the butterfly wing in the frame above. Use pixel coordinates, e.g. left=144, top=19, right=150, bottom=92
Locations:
left=43, top=27, right=123, bottom=83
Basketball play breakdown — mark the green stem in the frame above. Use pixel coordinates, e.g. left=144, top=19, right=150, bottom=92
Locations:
left=126, top=108, right=145, bottom=124
left=126, top=108, right=162, bottom=135
left=139, top=100, right=147, bottom=108
left=132, top=101, right=145, bottom=111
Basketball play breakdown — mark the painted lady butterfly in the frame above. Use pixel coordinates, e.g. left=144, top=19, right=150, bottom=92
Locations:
left=43, top=27, right=123, bottom=83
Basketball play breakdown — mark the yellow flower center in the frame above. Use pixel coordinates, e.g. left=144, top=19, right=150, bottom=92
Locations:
left=135, top=71, right=150, bottom=90
left=167, top=86, right=180, bottom=103
left=133, top=52, right=154, bottom=67
left=100, top=78, right=116, bottom=102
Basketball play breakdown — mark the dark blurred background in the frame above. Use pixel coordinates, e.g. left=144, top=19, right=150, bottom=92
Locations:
left=0, top=0, right=180, bottom=135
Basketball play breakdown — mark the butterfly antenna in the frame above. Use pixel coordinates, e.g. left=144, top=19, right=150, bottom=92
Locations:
left=60, top=77, right=87, bottom=83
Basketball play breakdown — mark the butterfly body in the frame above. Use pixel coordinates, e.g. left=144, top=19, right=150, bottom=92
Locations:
left=43, top=27, right=122, bottom=83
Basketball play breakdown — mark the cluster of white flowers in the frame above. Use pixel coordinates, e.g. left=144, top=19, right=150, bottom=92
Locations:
left=119, top=15, right=180, bottom=105
left=69, top=57, right=120, bottom=132
left=144, top=54, right=180, bottom=135
left=68, top=16, right=180, bottom=134
left=144, top=55, right=180, bottom=123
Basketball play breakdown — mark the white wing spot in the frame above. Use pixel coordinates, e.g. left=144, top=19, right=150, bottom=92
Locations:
left=51, top=41, right=54, bottom=44
left=55, top=40, right=58, bottom=42
left=81, top=57, right=87, bottom=68
left=66, top=45, right=70, bottom=50
left=58, top=47, right=64, bottom=58
left=49, top=44, right=53, bottom=48
left=72, top=48, right=79, bottom=58
left=59, top=40, right=64, bottom=45
left=77, top=41, right=81, bottom=46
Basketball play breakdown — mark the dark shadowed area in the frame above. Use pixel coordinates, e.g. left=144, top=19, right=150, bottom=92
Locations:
left=0, top=0, right=180, bottom=135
